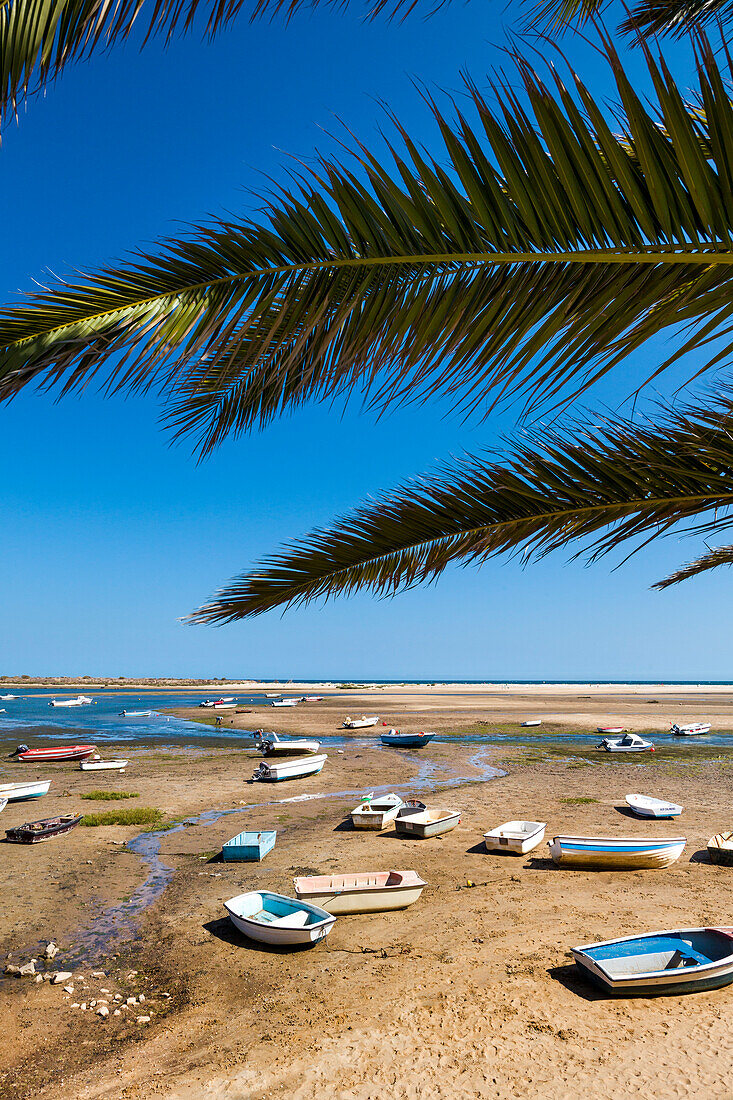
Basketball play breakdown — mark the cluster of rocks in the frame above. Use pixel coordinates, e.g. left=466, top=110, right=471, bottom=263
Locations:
left=4, top=946, right=171, bottom=1028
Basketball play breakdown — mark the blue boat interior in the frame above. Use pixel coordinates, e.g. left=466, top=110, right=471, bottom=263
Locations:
left=231, top=892, right=325, bottom=926
left=584, top=931, right=731, bottom=976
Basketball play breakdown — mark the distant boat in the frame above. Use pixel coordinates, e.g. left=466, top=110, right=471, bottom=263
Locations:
left=549, top=834, right=686, bottom=870
left=199, top=697, right=236, bottom=708
left=222, top=830, right=277, bottom=862
left=271, top=698, right=299, bottom=707
left=707, top=833, right=733, bottom=865
left=521, top=720, right=542, bottom=727
left=119, top=710, right=154, bottom=717
left=0, top=694, right=17, bottom=700
left=572, top=927, right=733, bottom=995
left=0, top=780, right=51, bottom=802
left=342, top=715, right=379, bottom=729
left=394, top=806, right=460, bottom=839
left=351, top=793, right=404, bottom=830
left=300, top=696, right=324, bottom=702
left=6, top=813, right=83, bottom=844
left=484, top=820, right=547, bottom=855
left=380, top=730, right=435, bottom=748
left=597, top=726, right=625, bottom=735
left=293, top=870, right=426, bottom=914
left=80, top=759, right=129, bottom=771
left=254, top=731, right=321, bottom=756
left=13, top=744, right=96, bottom=763
left=224, top=891, right=335, bottom=946
left=597, top=733, right=654, bottom=753
left=48, top=695, right=92, bottom=707
left=625, top=794, right=683, bottom=819
left=671, top=722, right=711, bottom=736
left=252, top=754, right=327, bottom=782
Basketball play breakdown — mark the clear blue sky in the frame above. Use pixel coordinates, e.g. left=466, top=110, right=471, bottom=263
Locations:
left=1, top=7, right=729, bottom=680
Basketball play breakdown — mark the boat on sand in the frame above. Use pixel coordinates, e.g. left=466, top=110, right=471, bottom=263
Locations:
left=80, top=759, right=129, bottom=771
left=394, top=806, right=460, bottom=838
left=342, top=715, right=379, bottom=729
left=549, top=834, right=685, bottom=869
left=625, top=794, right=682, bottom=819
left=572, top=926, right=733, bottom=995
left=6, top=813, right=83, bottom=844
left=380, top=730, right=435, bottom=748
left=483, top=820, right=546, bottom=854
left=13, top=744, right=96, bottom=763
left=252, top=754, right=327, bottom=782
left=351, top=793, right=403, bottom=830
left=0, top=780, right=51, bottom=802
left=293, top=870, right=426, bottom=914
left=597, top=733, right=654, bottom=753
left=707, top=833, right=733, bottom=865
left=671, top=722, right=711, bottom=736
left=224, top=891, right=335, bottom=945
left=254, top=730, right=321, bottom=755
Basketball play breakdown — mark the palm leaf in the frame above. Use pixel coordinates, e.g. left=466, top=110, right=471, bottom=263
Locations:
left=3, top=42, right=733, bottom=452
left=654, top=543, right=733, bottom=586
left=189, top=393, right=733, bottom=622
left=527, top=0, right=733, bottom=38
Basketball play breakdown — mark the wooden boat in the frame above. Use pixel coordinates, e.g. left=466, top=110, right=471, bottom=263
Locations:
left=252, top=754, right=327, bottom=782
left=597, top=726, right=625, bottom=735
left=13, top=744, right=96, bottom=763
left=549, top=834, right=686, bottom=869
left=707, top=833, right=733, bottom=865
left=222, top=829, right=277, bottom=862
left=270, top=698, right=299, bottom=707
left=342, top=715, right=379, bottom=729
left=254, top=731, right=321, bottom=755
left=671, top=722, right=711, bottom=736
left=625, top=794, right=683, bottom=819
left=521, top=719, right=541, bottom=727
left=79, top=759, right=129, bottom=771
left=6, top=813, right=83, bottom=844
left=597, top=733, right=654, bottom=753
left=380, top=729, right=435, bottom=748
left=394, top=807, right=460, bottom=838
left=293, top=869, right=426, bottom=914
left=0, top=780, right=51, bottom=802
left=224, top=890, right=335, bottom=945
left=484, top=820, right=547, bottom=854
left=48, top=696, right=92, bottom=707
left=119, top=709, right=154, bottom=717
left=572, top=927, right=733, bottom=995
left=350, top=793, right=403, bottom=830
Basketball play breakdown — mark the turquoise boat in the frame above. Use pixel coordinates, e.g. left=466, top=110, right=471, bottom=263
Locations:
left=222, top=829, right=277, bottom=862
left=380, top=730, right=435, bottom=748
left=572, top=927, right=733, bottom=995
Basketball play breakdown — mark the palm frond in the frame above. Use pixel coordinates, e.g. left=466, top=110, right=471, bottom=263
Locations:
left=189, top=393, right=733, bottom=622
left=526, top=0, right=733, bottom=38
left=0, top=0, right=431, bottom=127
left=3, top=42, right=733, bottom=451
left=654, top=543, right=733, bottom=586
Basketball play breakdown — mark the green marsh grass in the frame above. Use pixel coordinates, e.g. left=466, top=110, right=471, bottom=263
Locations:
left=560, top=797, right=598, bottom=804
left=80, top=790, right=139, bottom=801
left=81, top=807, right=162, bottom=827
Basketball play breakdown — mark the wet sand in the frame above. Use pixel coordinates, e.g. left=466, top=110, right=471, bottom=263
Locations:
left=2, top=687, right=733, bottom=1098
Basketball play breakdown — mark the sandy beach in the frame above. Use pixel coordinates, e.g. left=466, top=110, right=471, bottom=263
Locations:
left=2, top=683, right=733, bottom=1098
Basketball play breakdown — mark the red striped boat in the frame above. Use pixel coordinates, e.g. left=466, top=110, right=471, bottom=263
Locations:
left=13, top=744, right=96, bottom=763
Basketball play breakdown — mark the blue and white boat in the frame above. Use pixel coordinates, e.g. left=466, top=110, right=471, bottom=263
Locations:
left=119, top=709, right=155, bottom=718
left=625, top=794, right=683, bottom=819
left=549, top=834, right=685, bottom=869
left=380, top=730, right=435, bottom=748
left=224, top=891, right=335, bottom=946
left=222, top=830, right=277, bottom=862
left=0, top=780, right=51, bottom=802
left=572, top=927, right=733, bottom=995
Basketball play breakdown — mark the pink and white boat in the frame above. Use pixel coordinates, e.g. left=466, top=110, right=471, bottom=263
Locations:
left=13, top=744, right=96, bottom=763
left=293, top=869, right=426, bottom=914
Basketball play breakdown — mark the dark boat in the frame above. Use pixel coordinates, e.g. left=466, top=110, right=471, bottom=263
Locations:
left=5, top=813, right=83, bottom=844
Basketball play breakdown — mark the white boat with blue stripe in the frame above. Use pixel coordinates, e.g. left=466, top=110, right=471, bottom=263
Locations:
left=549, top=834, right=685, bottom=869
left=224, top=891, right=335, bottom=946
left=572, top=927, right=733, bottom=995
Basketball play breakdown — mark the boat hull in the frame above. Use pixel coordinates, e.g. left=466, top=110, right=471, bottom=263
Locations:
left=222, top=830, right=277, bottom=862
left=16, top=745, right=96, bottom=762
left=549, top=835, right=686, bottom=869
left=380, top=733, right=435, bottom=748
left=293, top=871, right=426, bottom=914
left=79, top=760, right=129, bottom=771
left=253, top=754, right=327, bottom=782
left=351, top=806, right=402, bottom=830
left=0, top=781, right=51, bottom=802
left=572, top=927, right=733, bottom=996
left=342, top=717, right=379, bottom=729
left=395, top=810, right=460, bottom=838
left=224, top=891, right=334, bottom=945
left=707, top=834, right=733, bottom=865
left=6, top=814, right=82, bottom=843
left=484, top=821, right=547, bottom=854
left=625, top=794, right=682, bottom=819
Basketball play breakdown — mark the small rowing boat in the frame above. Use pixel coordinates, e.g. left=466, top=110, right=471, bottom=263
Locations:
left=342, top=715, right=379, bottom=729
left=48, top=696, right=92, bottom=707
left=300, top=696, right=324, bottom=702
left=270, top=698, right=299, bottom=707
left=597, top=733, right=654, bottom=753
left=521, top=719, right=541, bottom=727
left=572, top=926, right=733, bottom=996
left=254, top=731, right=321, bottom=756
left=597, top=726, right=625, bottom=735
left=394, top=806, right=460, bottom=838
left=79, top=759, right=129, bottom=771
left=483, top=820, right=547, bottom=854
left=0, top=694, right=17, bottom=700
left=380, top=730, right=435, bottom=748
left=625, top=794, right=683, bottom=819
left=0, top=780, right=51, bottom=802
left=224, top=891, right=335, bottom=945
left=350, top=792, right=403, bottom=830
left=293, top=870, right=426, bottom=914
left=252, top=754, right=327, bottom=782
left=119, top=710, right=154, bottom=717
left=6, top=813, right=83, bottom=844
left=707, top=833, right=733, bottom=865
left=13, top=744, right=96, bottom=763
left=222, top=830, right=277, bottom=862
left=671, top=722, right=711, bottom=736
left=549, top=834, right=686, bottom=870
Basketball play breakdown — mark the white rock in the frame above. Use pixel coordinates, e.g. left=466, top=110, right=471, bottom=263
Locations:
left=89, top=999, right=97, bottom=1008
left=100, top=988, right=110, bottom=994
left=138, top=994, right=145, bottom=1003
left=161, top=993, right=171, bottom=999
left=97, top=1005, right=109, bottom=1019
left=18, top=961, right=36, bottom=977
left=44, top=942, right=59, bottom=960
left=51, top=971, right=73, bottom=984
left=114, top=994, right=122, bottom=1001
left=126, top=997, right=137, bottom=1006
left=136, top=1015, right=151, bottom=1025
left=126, top=971, right=138, bottom=979
left=34, top=974, right=44, bottom=984
left=80, top=1003, right=87, bottom=1010
left=63, top=985, right=74, bottom=994
left=113, top=1009, right=122, bottom=1017
left=4, top=965, right=20, bottom=977
left=91, top=970, right=105, bottom=978
left=70, top=1003, right=80, bottom=1008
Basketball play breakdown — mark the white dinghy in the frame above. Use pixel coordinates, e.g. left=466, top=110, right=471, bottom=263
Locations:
left=293, top=870, right=426, bottom=914
left=625, top=794, right=683, bottom=819
left=549, top=834, right=686, bottom=869
left=224, top=891, right=335, bottom=945
left=342, top=715, right=379, bottom=729
left=0, top=780, right=51, bottom=802
left=394, top=806, right=461, bottom=838
left=484, top=820, right=547, bottom=854
left=252, top=754, right=327, bottom=782
left=80, top=759, right=129, bottom=771
left=671, top=722, right=711, bottom=736
left=350, top=792, right=403, bottom=830
left=598, top=733, right=654, bottom=753
left=521, top=720, right=542, bottom=727
left=253, top=730, right=321, bottom=756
